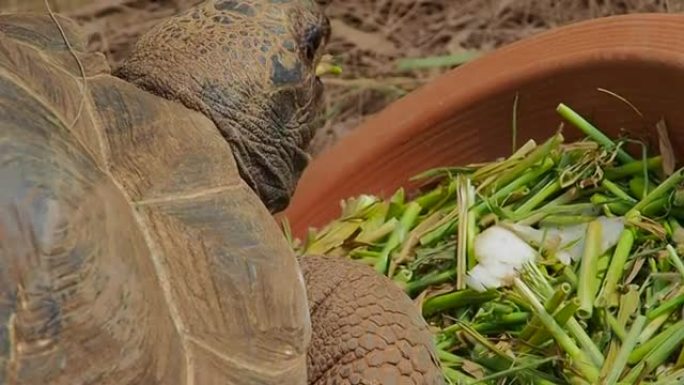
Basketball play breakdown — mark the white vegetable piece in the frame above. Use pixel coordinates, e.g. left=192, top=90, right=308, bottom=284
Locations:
left=466, top=216, right=626, bottom=292
left=466, top=226, right=537, bottom=292
left=503, top=216, right=625, bottom=265
left=544, top=216, right=625, bottom=264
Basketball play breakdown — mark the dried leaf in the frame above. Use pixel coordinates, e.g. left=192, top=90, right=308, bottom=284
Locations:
left=656, top=118, right=676, bottom=176
left=462, top=359, right=486, bottom=379
left=303, top=220, right=362, bottom=255
left=413, top=284, right=455, bottom=311
left=597, top=88, right=644, bottom=117
left=625, top=257, right=646, bottom=286
left=412, top=289, right=431, bottom=311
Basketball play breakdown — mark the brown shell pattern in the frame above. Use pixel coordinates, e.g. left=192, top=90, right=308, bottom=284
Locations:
left=0, top=12, right=310, bottom=385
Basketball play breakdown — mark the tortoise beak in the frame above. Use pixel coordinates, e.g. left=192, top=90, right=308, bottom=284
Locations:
left=315, top=54, right=341, bottom=77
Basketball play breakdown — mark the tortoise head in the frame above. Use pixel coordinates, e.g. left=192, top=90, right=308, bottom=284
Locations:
left=115, top=0, right=330, bottom=213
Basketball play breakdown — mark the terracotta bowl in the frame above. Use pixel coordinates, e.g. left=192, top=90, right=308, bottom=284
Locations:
left=282, top=13, right=684, bottom=239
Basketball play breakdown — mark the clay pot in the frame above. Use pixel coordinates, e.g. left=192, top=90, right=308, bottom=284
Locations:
left=283, top=13, right=684, bottom=238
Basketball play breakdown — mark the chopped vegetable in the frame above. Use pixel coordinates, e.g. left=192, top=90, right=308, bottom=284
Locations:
left=289, top=102, right=684, bottom=385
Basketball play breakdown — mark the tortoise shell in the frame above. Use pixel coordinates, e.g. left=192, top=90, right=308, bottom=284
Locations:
left=0, top=2, right=444, bottom=384
left=0, top=11, right=310, bottom=385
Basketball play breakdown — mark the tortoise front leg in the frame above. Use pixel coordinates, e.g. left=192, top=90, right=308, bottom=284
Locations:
left=297, top=256, right=444, bottom=385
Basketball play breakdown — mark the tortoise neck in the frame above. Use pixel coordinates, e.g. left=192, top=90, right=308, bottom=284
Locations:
left=113, top=67, right=313, bottom=214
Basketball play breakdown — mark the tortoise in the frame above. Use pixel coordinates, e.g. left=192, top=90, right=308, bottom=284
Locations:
left=0, top=0, right=444, bottom=384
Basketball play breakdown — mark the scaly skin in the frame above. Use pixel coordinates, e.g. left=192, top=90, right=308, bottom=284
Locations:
left=299, top=256, right=444, bottom=385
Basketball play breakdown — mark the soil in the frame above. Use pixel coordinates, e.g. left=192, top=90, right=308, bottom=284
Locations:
left=3, top=0, right=681, bottom=155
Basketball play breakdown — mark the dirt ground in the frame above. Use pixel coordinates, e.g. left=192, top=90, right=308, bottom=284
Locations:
left=3, top=0, right=681, bottom=155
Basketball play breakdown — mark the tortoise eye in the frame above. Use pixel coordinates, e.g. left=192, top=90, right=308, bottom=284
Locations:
left=303, top=25, right=322, bottom=62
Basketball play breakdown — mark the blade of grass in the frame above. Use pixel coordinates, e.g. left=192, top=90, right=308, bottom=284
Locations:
left=600, top=314, right=647, bottom=385
left=629, top=320, right=684, bottom=365
left=623, top=323, right=684, bottom=383
left=646, top=289, right=684, bottom=320
left=396, top=52, right=479, bottom=71
left=471, top=356, right=558, bottom=384
left=666, top=244, right=684, bottom=280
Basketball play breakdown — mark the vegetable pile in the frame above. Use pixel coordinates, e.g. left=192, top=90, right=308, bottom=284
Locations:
left=286, top=102, right=684, bottom=385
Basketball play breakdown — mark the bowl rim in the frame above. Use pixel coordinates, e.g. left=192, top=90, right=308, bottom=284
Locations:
left=283, top=13, right=684, bottom=237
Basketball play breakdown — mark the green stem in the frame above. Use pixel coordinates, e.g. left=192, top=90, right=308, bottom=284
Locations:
left=527, top=298, right=581, bottom=348
left=474, top=158, right=555, bottom=216
left=356, top=217, right=398, bottom=243
left=514, top=180, right=562, bottom=216
left=517, top=188, right=581, bottom=225
left=405, top=269, right=456, bottom=297
left=519, top=283, right=572, bottom=340
left=456, top=175, right=473, bottom=290
left=522, top=263, right=605, bottom=367
left=630, top=175, right=654, bottom=200
left=473, top=312, right=530, bottom=333
left=629, top=320, right=684, bottom=364
left=513, top=277, right=600, bottom=382
left=642, top=197, right=669, bottom=217
left=556, top=103, right=634, bottom=163
left=623, top=323, right=684, bottom=383
left=486, top=132, right=563, bottom=194
left=422, top=290, right=498, bottom=317
left=471, top=356, right=558, bottom=385
left=604, top=156, right=662, bottom=180
left=443, top=367, right=476, bottom=384
left=601, top=179, right=638, bottom=202
left=578, top=220, right=603, bottom=319
left=438, top=349, right=466, bottom=364
left=349, top=249, right=380, bottom=259
left=639, top=312, right=674, bottom=345
left=600, top=315, right=647, bottom=385
left=415, top=182, right=453, bottom=211
left=596, top=228, right=635, bottom=309
left=562, top=267, right=579, bottom=288
left=666, top=244, right=684, bottom=280
left=646, top=291, right=684, bottom=320
left=467, top=210, right=477, bottom=269
left=539, top=215, right=595, bottom=227
left=591, top=193, right=631, bottom=216
left=628, top=168, right=684, bottom=217
left=375, top=201, right=422, bottom=274
left=606, top=311, right=627, bottom=342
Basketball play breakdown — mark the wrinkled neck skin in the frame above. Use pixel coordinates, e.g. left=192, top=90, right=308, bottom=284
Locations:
left=200, top=82, right=323, bottom=213
left=114, top=63, right=323, bottom=214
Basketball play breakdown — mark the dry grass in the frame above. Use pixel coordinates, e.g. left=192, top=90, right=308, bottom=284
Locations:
left=311, top=0, right=680, bottom=154
left=3, top=0, right=681, bottom=154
